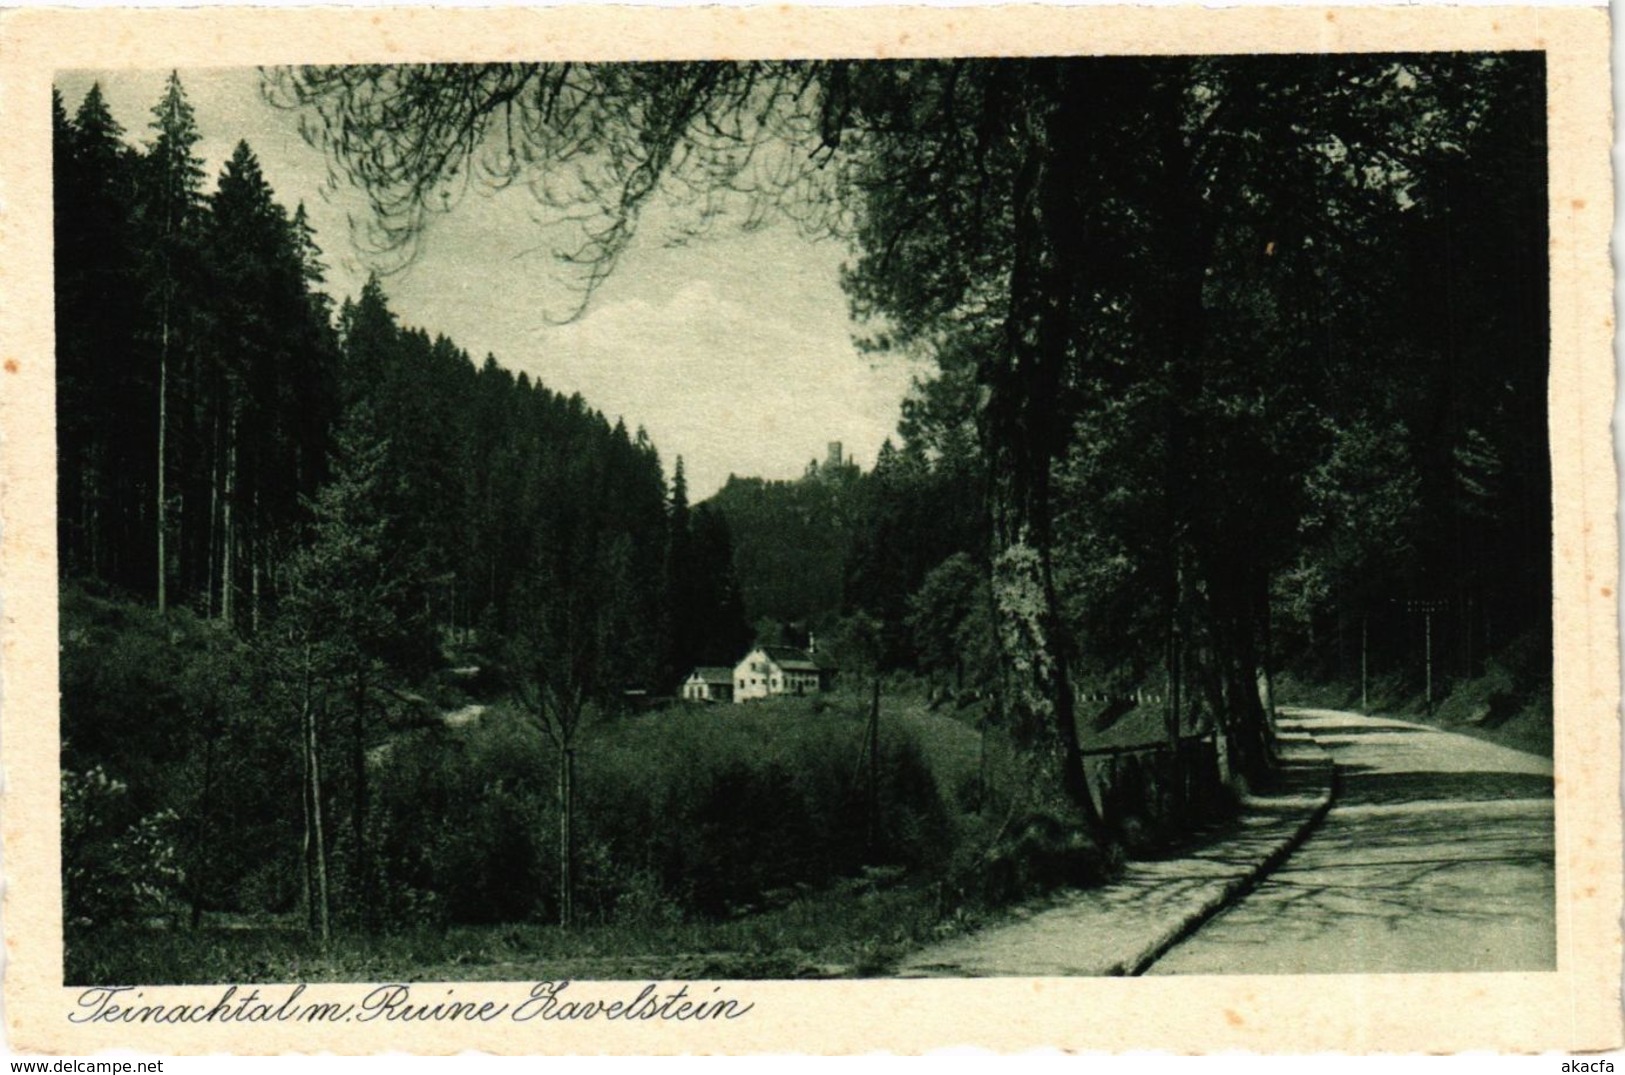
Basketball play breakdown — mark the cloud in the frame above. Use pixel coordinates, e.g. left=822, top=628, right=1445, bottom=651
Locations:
left=528, top=272, right=926, bottom=499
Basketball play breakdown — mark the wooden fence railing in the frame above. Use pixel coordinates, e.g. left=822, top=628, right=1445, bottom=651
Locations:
left=1076, top=730, right=1215, bottom=759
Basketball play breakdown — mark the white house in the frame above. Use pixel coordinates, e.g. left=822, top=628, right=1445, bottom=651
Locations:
left=732, top=645, right=833, bottom=703
left=681, top=666, right=735, bottom=703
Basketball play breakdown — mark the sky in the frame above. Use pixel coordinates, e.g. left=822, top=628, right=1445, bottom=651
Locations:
left=55, top=67, right=929, bottom=500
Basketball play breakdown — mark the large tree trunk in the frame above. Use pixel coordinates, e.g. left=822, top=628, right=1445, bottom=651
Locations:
left=1205, top=572, right=1276, bottom=787
left=1143, top=70, right=1288, bottom=794
left=1256, top=576, right=1278, bottom=734
left=979, top=65, right=1108, bottom=842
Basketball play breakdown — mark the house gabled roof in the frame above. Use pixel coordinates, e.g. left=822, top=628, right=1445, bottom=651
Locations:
left=755, top=645, right=822, bottom=673
left=688, top=666, right=734, bottom=684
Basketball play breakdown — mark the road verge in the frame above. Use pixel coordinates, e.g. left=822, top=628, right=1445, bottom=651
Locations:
left=894, top=713, right=1337, bottom=978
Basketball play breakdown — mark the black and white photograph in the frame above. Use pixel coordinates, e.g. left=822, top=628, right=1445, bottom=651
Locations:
left=3, top=3, right=1618, bottom=1057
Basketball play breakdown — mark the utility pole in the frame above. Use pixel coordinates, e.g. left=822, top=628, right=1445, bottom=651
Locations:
left=1360, top=614, right=1368, bottom=714
left=1425, top=609, right=1433, bottom=716
left=1404, top=599, right=1448, bottom=717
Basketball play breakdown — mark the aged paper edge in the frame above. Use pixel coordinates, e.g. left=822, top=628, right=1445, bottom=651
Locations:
left=0, top=3, right=1617, bottom=1056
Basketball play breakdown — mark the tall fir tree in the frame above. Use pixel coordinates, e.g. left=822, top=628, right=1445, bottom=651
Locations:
left=137, top=71, right=206, bottom=614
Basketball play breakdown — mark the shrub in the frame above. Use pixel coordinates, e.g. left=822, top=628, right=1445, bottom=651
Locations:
left=369, top=715, right=554, bottom=927
left=612, top=868, right=685, bottom=927
left=367, top=698, right=955, bottom=926
left=60, top=588, right=298, bottom=921
left=62, top=766, right=185, bottom=925
left=962, top=808, right=1119, bottom=909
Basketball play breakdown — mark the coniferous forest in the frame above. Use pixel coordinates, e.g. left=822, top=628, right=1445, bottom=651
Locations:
left=58, top=55, right=1552, bottom=982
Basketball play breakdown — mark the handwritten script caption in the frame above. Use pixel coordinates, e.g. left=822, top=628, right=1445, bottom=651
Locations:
left=69, top=981, right=755, bottom=1025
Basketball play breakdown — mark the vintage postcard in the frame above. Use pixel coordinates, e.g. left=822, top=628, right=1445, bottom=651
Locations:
left=1, top=3, right=1618, bottom=1056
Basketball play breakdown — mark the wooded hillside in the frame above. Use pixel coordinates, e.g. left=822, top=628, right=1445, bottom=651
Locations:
left=56, top=76, right=758, bottom=941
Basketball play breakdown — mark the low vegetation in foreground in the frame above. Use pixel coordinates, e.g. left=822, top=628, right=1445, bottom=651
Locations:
left=69, top=877, right=967, bottom=983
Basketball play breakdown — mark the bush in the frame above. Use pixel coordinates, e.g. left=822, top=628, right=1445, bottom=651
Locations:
left=369, top=715, right=553, bottom=927
left=961, top=809, right=1119, bottom=910
left=59, top=588, right=302, bottom=922
left=367, top=698, right=955, bottom=926
left=585, top=701, right=952, bottom=920
left=62, top=766, right=185, bottom=925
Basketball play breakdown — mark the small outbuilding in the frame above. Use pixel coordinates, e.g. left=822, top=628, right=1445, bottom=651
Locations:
left=681, top=666, right=736, bottom=703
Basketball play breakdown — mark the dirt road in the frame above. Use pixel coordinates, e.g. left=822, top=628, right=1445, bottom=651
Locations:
left=1149, top=708, right=1554, bottom=974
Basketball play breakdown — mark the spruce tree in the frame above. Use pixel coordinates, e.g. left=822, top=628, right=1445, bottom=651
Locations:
left=139, top=71, right=206, bottom=614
